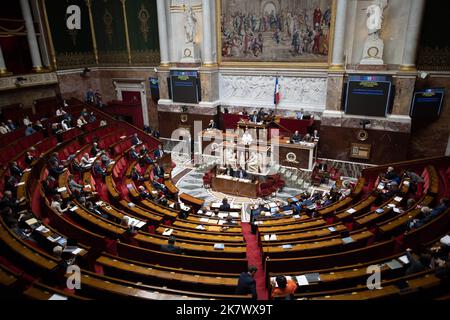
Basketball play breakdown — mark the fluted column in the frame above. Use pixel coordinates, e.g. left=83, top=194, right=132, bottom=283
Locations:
left=400, top=0, right=426, bottom=71
left=202, top=0, right=214, bottom=66
left=156, top=0, right=170, bottom=66
left=330, top=0, right=348, bottom=70
left=20, top=0, right=44, bottom=71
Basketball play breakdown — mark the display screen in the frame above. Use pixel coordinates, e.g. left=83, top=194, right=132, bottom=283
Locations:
left=410, top=88, right=445, bottom=118
left=170, top=70, right=199, bottom=104
left=345, top=75, right=392, bottom=117
left=149, top=77, right=159, bottom=101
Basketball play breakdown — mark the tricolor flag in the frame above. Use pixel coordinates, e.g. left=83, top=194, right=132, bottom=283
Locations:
left=274, top=76, right=280, bottom=105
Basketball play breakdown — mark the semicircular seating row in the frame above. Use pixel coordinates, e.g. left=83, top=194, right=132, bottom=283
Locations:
left=0, top=98, right=449, bottom=300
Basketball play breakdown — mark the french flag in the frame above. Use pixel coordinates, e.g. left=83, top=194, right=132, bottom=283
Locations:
left=274, top=76, right=280, bottom=105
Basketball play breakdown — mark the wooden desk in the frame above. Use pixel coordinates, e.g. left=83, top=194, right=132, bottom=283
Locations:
left=211, top=175, right=259, bottom=198
left=275, top=140, right=317, bottom=170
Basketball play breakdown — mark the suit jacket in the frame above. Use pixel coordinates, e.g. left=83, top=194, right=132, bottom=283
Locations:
left=250, top=115, right=259, bottom=123
left=219, top=203, right=231, bottom=212
left=154, top=149, right=164, bottom=158
left=10, top=165, right=23, bottom=177
left=235, top=272, right=257, bottom=299
left=236, top=169, right=248, bottom=179
left=160, top=244, right=182, bottom=254
left=225, top=167, right=234, bottom=176
left=153, top=166, right=164, bottom=178
left=131, top=136, right=141, bottom=145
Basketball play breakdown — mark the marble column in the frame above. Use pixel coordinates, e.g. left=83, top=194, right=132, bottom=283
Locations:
left=20, top=0, right=44, bottom=71
left=156, top=0, right=170, bottom=66
left=0, top=45, right=10, bottom=75
left=400, top=0, right=426, bottom=71
left=329, top=0, right=348, bottom=70
left=201, top=0, right=214, bottom=66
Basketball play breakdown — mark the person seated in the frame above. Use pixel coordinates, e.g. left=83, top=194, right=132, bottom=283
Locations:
left=0, top=122, right=11, bottom=134
left=80, top=153, right=92, bottom=168
left=131, top=167, right=144, bottom=182
left=235, top=165, right=248, bottom=179
left=404, top=169, right=424, bottom=194
left=51, top=194, right=70, bottom=215
left=88, top=112, right=96, bottom=123
left=303, top=133, right=312, bottom=142
left=152, top=180, right=168, bottom=195
left=312, top=129, right=320, bottom=140
left=23, top=116, right=32, bottom=127
left=99, top=119, right=107, bottom=127
left=90, top=142, right=101, bottom=156
left=129, top=146, right=140, bottom=160
left=384, top=166, right=400, bottom=184
left=85, top=201, right=108, bottom=219
left=42, top=176, right=58, bottom=198
left=223, top=215, right=237, bottom=226
left=56, top=107, right=67, bottom=117
left=160, top=236, right=183, bottom=254
left=408, top=206, right=432, bottom=230
left=92, top=160, right=107, bottom=179
left=291, top=130, right=302, bottom=144
left=25, top=124, right=36, bottom=136
left=154, top=144, right=164, bottom=159
left=131, top=133, right=142, bottom=146
left=51, top=123, right=61, bottom=136
left=76, top=115, right=88, bottom=128
left=138, top=186, right=152, bottom=200
left=81, top=108, right=90, bottom=118
left=9, top=162, right=23, bottom=178
left=152, top=129, right=160, bottom=139
left=153, top=163, right=165, bottom=179
left=61, top=119, right=71, bottom=131
left=100, top=151, right=112, bottom=167
left=0, top=191, right=19, bottom=212
left=271, top=275, right=298, bottom=299
left=207, top=119, right=217, bottom=130
left=296, top=108, right=305, bottom=120
left=49, top=160, right=66, bottom=177
left=423, top=198, right=450, bottom=223
left=257, top=108, right=266, bottom=121
left=25, top=150, right=37, bottom=166
left=32, top=120, right=46, bottom=134
left=156, top=194, right=169, bottom=206
left=219, top=198, right=231, bottom=212
left=250, top=111, right=259, bottom=123
left=225, top=164, right=234, bottom=176
left=6, top=120, right=17, bottom=131
left=120, top=216, right=137, bottom=235
left=139, top=146, right=154, bottom=165
left=404, top=248, right=430, bottom=275
left=68, top=174, right=84, bottom=195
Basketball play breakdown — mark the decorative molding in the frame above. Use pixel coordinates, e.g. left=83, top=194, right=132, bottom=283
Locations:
left=219, top=74, right=327, bottom=110
left=0, top=72, right=58, bottom=91
left=55, top=52, right=96, bottom=69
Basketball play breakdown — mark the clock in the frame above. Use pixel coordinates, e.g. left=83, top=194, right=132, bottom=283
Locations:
left=357, top=129, right=369, bottom=141
left=367, top=46, right=379, bottom=58
left=184, top=48, right=192, bottom=57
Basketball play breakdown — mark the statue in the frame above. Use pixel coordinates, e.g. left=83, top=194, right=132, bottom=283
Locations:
left=365, top=0, right=388, bottom=39
left=184, top=5, right=197, bottom=43
left=360, top=0, right=389, bottom=66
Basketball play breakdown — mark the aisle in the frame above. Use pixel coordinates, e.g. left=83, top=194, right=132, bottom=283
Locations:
left=241, top=223, right=269, bottom=300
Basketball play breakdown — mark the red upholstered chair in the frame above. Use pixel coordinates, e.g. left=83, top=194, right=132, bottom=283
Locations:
left=257, top=182, right=273, bottom=198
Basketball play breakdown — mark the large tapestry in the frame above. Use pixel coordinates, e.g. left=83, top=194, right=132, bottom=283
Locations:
left=219, top=0, right=333, bottom=63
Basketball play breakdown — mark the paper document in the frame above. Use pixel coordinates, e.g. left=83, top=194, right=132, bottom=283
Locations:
left=57, top=187, right=67, bottom=193
left=394, top=197, right=403, bottom=202
left=162, top=228, right=173, bottom=236
left=295, top=275, right=309, bottom=286
left=346, top=208, right=356, bottom=214
left=214, top=243, right=225, bottom=250
left=398, top=255, right=410, bottom=264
